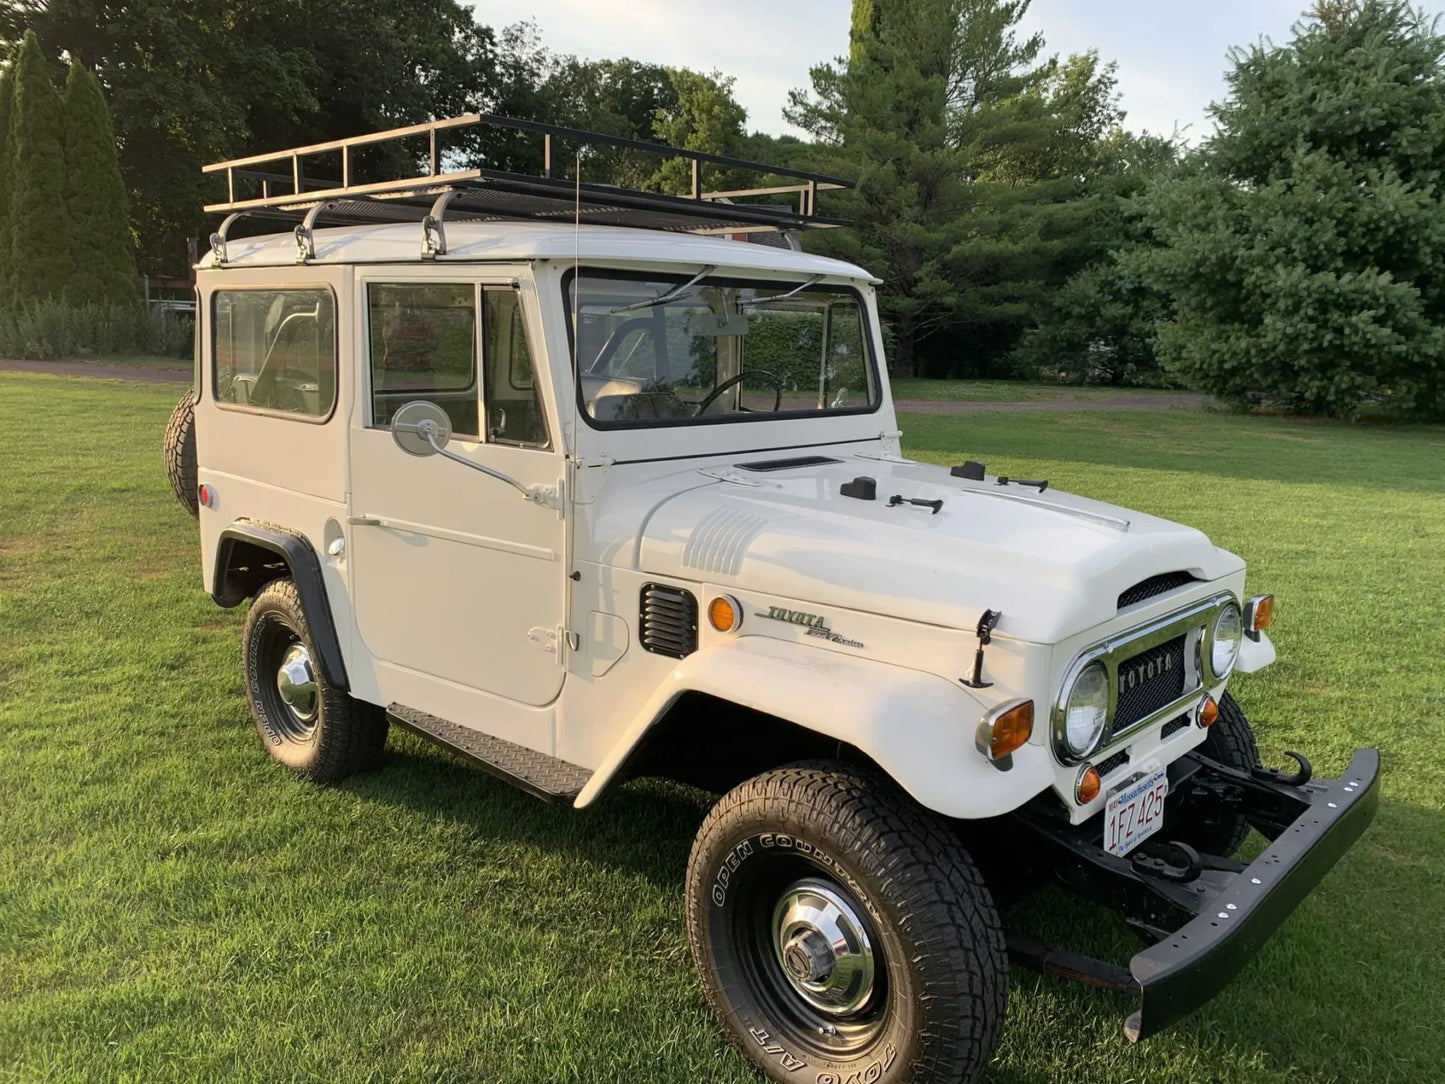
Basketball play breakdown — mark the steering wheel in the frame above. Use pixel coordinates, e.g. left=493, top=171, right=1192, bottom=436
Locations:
left=694, top=369, right=784, bottom=415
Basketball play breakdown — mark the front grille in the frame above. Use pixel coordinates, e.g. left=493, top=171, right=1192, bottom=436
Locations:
left=1114, top=635, right=1187, bottom=729
left=736, top=455, right=841, bottom=472
left=639, top=583, right=698, bottom=659
left=1160, top=714, right=1192, bottom=740
left=1118, top=571, right=1197, bottom=610
left=1096, top=749, right=1130, bottom=777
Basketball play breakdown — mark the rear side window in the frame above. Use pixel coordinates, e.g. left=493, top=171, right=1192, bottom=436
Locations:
left=368, top=283, right=479, bottom=440
left=213, top=288, right=336, bottom=419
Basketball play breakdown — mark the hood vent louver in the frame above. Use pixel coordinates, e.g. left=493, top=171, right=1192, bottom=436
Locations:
left=640, top=583, right=699, bottom=659
left=1117, top=572, right=1199, bottom=611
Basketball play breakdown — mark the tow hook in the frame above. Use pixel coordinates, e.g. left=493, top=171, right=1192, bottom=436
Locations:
left=1252, top=751, right=1312, bottom=788
left=1131, top=841, right=1203, bottom=884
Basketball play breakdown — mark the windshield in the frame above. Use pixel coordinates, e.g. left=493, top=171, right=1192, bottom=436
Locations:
left=568, top=269, right=879, bottom=427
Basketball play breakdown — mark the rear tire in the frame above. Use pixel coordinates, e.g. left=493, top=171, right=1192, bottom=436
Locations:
left=1171, top=691, right=1260, bottom=857
left=164, top=390, right=198, bottom=517
left=686, top=761, right=1007, bottom=1084
left=242, top=578, right=387, bottom=782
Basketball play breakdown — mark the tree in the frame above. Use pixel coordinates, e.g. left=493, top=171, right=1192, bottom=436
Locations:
left=62, top=61, right=136, bottom=304
left=652, top=69, right=749, bottom=194
left=788, top=0, right=1124, bottom=377
left=3, top=0, right=499, bottom=273
left=8, top=29, right=74, bottom=305
left=1139, top=0, right=1445, bottom=417
left=0, top=62, right=15, bottom=309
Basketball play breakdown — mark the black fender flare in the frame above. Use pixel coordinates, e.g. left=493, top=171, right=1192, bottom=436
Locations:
left=212, top=521, right=349, bottom=691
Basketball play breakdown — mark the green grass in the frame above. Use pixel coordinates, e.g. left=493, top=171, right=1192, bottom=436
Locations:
left=0, top=372, right=1441, bottom=1082
left=888, top=377, right=1186, bottom=402
left=0, top=353, right=192, bottom=370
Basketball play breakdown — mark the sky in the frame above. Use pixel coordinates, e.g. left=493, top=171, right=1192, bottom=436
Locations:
left=469, top=0, right=1445, bottom=142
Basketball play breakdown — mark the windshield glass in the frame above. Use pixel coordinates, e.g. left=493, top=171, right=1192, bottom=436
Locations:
left=568, top=269, right=879, bottom=427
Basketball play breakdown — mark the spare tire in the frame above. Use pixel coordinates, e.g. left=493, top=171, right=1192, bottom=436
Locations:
left=164, top=390, right=199, bottom=517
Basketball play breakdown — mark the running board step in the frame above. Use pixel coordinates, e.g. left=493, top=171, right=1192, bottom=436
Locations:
left=386, top=703, right=592, bottom=803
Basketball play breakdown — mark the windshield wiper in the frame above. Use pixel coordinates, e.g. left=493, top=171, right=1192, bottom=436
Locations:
left=610, top=265, right=716, bottom=314
left=738, top=275, right=825, bottom=307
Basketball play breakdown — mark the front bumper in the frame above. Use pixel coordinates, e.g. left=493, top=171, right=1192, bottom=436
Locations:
left=1010, top=746, right=1380, bottom=1040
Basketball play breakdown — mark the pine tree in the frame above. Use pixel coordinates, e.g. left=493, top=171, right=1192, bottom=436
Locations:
left=0, top=64, right=16, bottom=311
left=1140, top=0, right=1445, bottom=417
left=62, top=61, right=136, bottom=304
left=9, top=30, right=74, bottom=305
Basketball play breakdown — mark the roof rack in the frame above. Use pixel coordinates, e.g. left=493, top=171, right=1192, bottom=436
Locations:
left=203, top=114, right=851, bottom=262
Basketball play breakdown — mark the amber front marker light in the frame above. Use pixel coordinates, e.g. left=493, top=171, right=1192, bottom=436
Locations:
left=975, top=698, right=1033, bottom=763
left=1075, top=764, right=1102, bottom=805
left=707, top=595, right=742, bottom=633
left=1244, top=594, right=1275, bottom=641
left=1196, top=694, right=1220, bottom=729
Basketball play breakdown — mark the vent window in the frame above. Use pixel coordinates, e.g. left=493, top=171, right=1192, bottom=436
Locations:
left=640, top=583, right=699, bottom=658
left=1117, top=571, right=1198, bottom=610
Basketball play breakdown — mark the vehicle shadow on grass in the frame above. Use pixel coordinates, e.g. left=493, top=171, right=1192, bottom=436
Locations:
left=344, top=742, right=1440, bottom=1083
left=341, top=730, right=713, bottom=891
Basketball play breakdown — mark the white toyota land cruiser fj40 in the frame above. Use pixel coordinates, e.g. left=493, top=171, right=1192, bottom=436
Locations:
left=166, top=116, right=1379, bottom=1084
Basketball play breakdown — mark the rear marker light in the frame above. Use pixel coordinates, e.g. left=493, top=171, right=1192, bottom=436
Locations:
left=197, top=483, right=214, bottom=509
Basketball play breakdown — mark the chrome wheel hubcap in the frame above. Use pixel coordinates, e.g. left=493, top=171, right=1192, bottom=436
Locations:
left=772, top=879, right=876, bottom=1015
left=275, top=642, right=318, bottom=722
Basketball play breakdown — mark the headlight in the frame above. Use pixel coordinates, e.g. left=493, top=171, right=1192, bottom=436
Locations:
left=1062, top=662, right=1109, bottom=757
left=1211, top=602, right=1243, bottom=676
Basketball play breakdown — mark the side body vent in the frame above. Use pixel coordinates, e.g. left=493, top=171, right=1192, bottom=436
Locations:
left=1117, top=571, right=1198, bottom=610
left=640, top=583, right=699, bottom=659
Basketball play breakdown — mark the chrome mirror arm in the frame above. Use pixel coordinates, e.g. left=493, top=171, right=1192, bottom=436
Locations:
left=419, top=427, right=532, bottom=499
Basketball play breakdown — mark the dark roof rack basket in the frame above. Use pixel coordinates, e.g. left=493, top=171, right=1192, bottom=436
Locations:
left=203, top=113, right=852, bottom=260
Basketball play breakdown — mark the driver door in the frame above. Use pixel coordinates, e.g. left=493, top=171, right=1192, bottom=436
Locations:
left=347, top=273, right=566, bottom=710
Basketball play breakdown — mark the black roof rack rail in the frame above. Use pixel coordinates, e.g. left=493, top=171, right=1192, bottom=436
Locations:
left=202, top=113, right=852, bottom=251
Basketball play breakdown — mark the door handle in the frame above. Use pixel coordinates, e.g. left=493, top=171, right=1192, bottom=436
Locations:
left=347, top=515, right=381, bottom=526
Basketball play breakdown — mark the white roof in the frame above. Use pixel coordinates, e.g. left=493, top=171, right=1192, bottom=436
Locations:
left=199, top=220, right=877, bottom=281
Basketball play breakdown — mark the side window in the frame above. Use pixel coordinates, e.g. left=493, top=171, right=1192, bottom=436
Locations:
left=482, top=288, right=550, bottom=448
left=213, top=288, right=336, bottom=419
left=368, top=283, right=479, bottom=440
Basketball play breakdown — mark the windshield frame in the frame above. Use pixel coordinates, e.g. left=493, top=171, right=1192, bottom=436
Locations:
left=563, top=266, right=883, bottom=432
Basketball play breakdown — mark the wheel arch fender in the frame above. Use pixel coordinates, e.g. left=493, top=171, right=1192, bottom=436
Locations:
left=574, top=636, right=1055, bottom=819
left=212, top=520, right=349, bottom=691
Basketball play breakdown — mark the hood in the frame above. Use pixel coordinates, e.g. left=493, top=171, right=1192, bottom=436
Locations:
left=627, top=456, right=1240, bottom=643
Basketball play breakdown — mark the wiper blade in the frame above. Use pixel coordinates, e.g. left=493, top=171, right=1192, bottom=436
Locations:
left=610, top=265, right=716, bottom=314
left=738, top=275, right=825, bottom=307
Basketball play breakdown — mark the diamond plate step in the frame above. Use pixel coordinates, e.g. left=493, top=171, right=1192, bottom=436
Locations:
left=387, top=703, right=593, bottom=803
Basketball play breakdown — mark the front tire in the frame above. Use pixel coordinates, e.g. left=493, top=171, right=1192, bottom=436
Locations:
left=686, top=762, right=1007, bottom=1084
left=242, top=578, right=387, bottom=781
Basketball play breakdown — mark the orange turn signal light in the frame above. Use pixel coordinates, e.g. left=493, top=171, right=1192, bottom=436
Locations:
left=1245, top=594, right=1274, bottom=637
left=1075, top=764, right=1102, bottom=805
left=975, top=698, right=1034, bottom=762
left=1197, top=694, right=1220, bottom=729
left=707, top=595, right=742, bottom=633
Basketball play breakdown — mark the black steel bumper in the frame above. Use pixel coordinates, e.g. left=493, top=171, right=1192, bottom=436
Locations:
left=1010, top=746, right=1380, bottom=1041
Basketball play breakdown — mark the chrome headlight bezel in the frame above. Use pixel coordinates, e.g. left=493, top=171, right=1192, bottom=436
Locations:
left=1058, top=660, right=1109, bottom=761
left=1208, top=601, right=1243, bottom=680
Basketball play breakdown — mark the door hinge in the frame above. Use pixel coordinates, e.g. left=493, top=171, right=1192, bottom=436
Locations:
left=528, top=626, right=580, bottom=654
left=525, top=479, right=566, bottom=514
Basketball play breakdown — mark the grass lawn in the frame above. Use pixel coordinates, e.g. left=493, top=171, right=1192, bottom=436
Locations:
left=0, top=354, right=191, bottom=371
left=1, top=372, right=1441, bottom=1082
left=888, top=377, right=1187, bottom=402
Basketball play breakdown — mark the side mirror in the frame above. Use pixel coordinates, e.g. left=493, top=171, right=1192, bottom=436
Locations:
left=391, top=400, right=452, bottom=457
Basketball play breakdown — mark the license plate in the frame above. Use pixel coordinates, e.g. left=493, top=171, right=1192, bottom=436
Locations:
left=1104, top=768, right=1169, bottom=857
